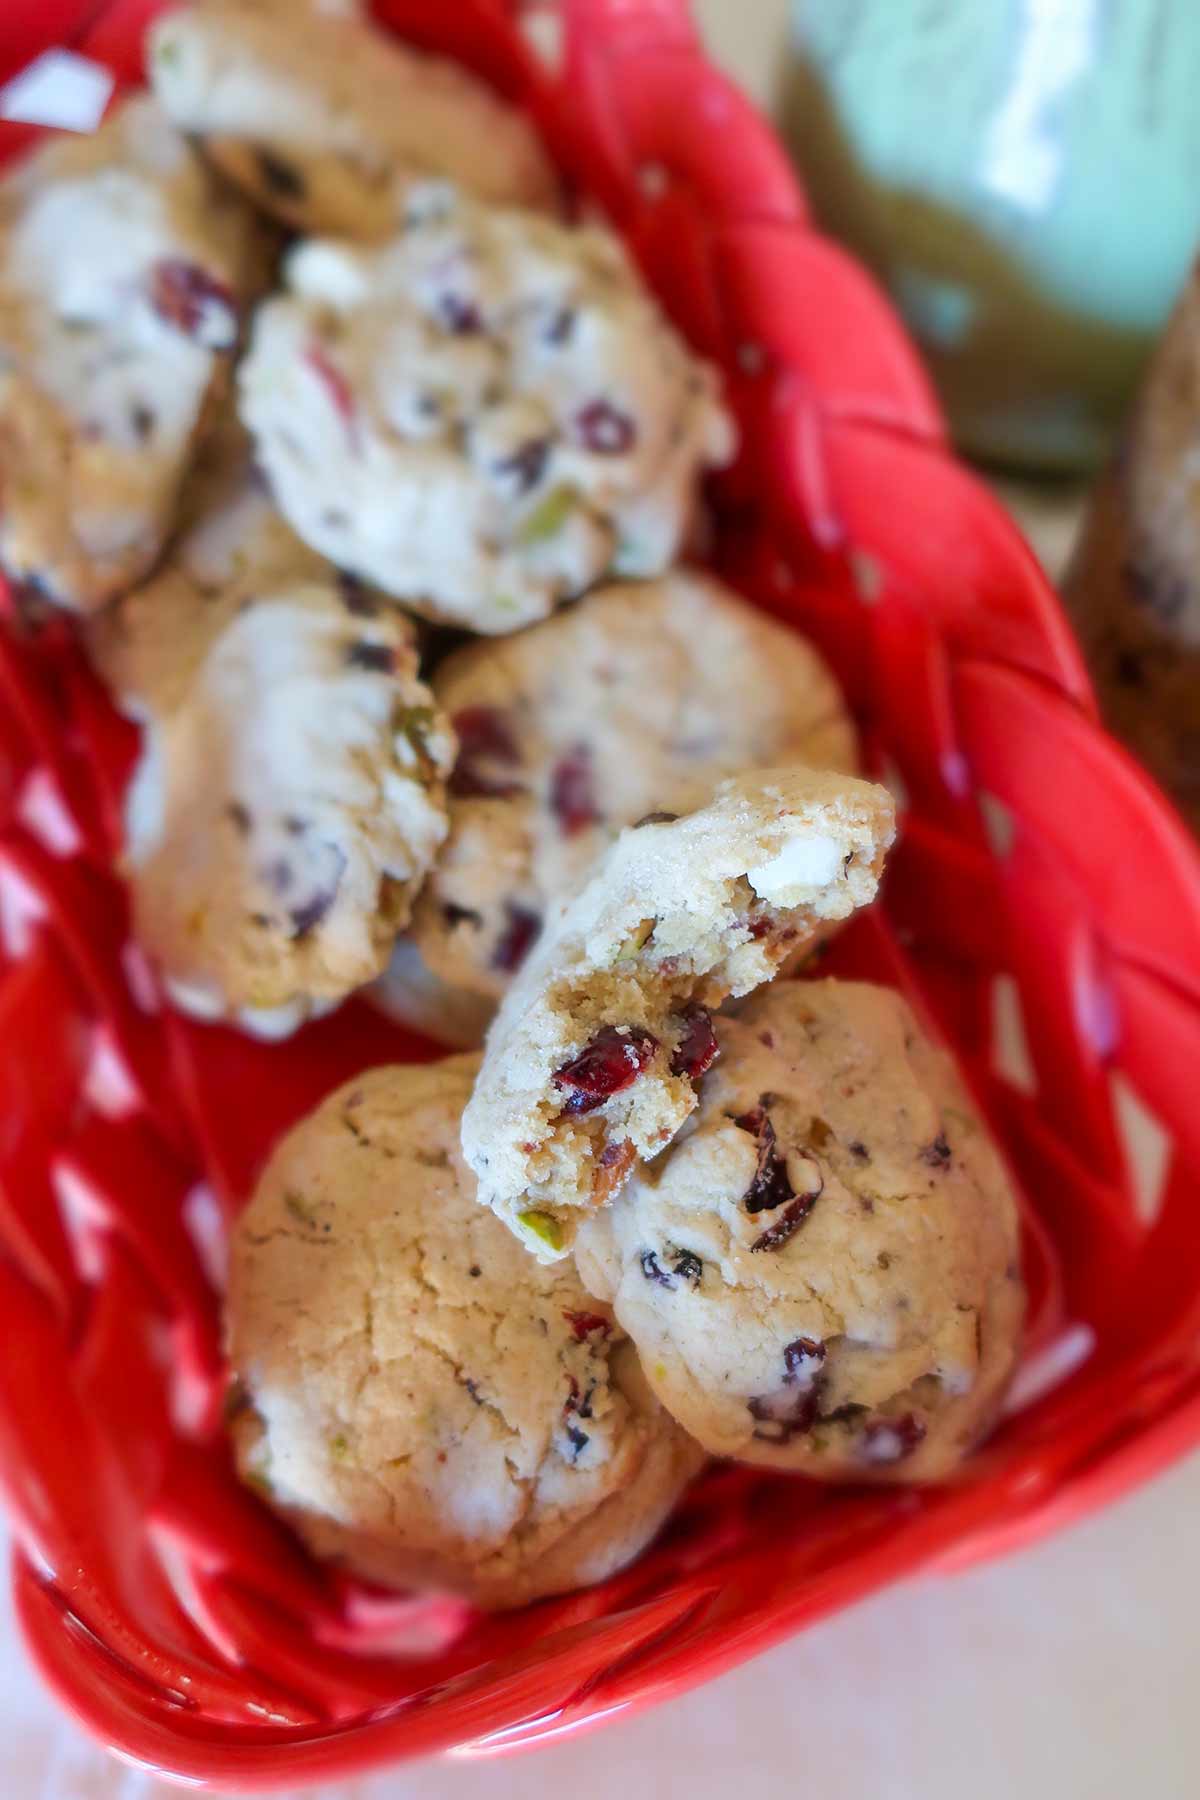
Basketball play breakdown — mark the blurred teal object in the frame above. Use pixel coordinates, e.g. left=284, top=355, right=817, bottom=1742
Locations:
left=781, top=0, right=1200, bottom=473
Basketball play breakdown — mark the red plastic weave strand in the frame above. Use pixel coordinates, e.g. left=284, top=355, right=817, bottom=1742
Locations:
left=0, top=0, right=1198, bottom=1787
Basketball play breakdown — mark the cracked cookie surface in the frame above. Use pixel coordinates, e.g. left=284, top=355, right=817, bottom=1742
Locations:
left=227, top=1057, right=704, bottom=1607
left=461, top=767, right=895, bottom=1260
left=238, top=187, right=734, bottom=631
left=393, top=572, right=858, bottom=1033
left=148, top=0, right=558, bottom=238
left=91, top=419, right=454, bottom=1035
left=576, top=980, right=1025, bottom=1480
left=0, top=95, right=263, bottom=612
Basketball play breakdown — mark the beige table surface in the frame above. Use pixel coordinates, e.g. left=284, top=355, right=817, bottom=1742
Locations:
left=4, top=3, right=1197, bottom=1795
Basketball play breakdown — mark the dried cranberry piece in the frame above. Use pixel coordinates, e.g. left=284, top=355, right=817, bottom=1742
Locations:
left=303, top=342, right=360, bottom=448
left=150, top=259, right=238, bottom=348
left=553, top=1025, right=658, bottom=1116
left=289, top=888, right=336, bottom=939
left=640, top=1249, right=676, bottom=1289
left=744, top=914, right=774, bottom=941
left=861, top=1413, right=926, bottom=1464
left=673, top=1251, right=703, bottom=1286
left=563, top=1374, right=595, bottom=1421
left=256, top=147, right=305, bottom=199
left=574, top=399, right=637, bottom=455
left=338, top=573, right=377, bottom=617
left=496, top=436, right=551, bottom=493
left=554, top=1026, right=657, bottom=1115
left=592, top=1138, right=635, bottom=1202
left=437, top=292, right=483, bottom=335
left=557, top=1368, right=597, bottom=1454
left=544, top=306, right=576, bottom=345
left=821, top=1403, right=868, bottom=1427
left=492, top=901, right=541, bottom=973
left=443, top=901, right=482, bottom=931
left=344, top=640, right=394, bottom=673
left=748, top=1384, right=821, bottom=1444
left=563, top=1309, right=611, bottom=1341
left=449, top=705, right=524, bottom=799
left=549, top=744, right=599, bottom=836
left=750, top=1190, right=821, bottom=1254
left=454, top=707, right=517, bottom=758
left=783, top=1337, right=826, bottom=1379
left=921, top=1133, right=952, bottom=1169
left=734, top=1106, right=794, bottom=1215
left=288, top=849, right=346, bottom=940
left=669, top=1003, right=719, bottom=1079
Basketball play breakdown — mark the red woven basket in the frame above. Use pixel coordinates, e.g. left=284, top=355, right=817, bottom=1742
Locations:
left=2, top=0, right=1200, bottom=1786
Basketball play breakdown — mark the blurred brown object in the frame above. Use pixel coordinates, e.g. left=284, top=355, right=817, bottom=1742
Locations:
left=1063, top=263, right=1200, bottom=836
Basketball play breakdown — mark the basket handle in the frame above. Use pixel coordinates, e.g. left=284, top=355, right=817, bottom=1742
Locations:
left=557, top=0, right=699, bottom=53
left=0, top=0, right=109, bottom=85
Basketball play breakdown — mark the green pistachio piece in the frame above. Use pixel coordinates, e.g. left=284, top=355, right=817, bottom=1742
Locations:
left=518, top=484, right=577, bottom=543
left=518, top=1209, right=564, bottom=1252
left=613, top=917, right=656, bottom=960
left=395, top=703, right=437, bottom=775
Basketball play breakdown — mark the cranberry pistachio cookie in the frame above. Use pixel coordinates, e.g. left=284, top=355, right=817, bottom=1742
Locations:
left=461, top=768, right=895, bottom=1261
left=576, top=981, right=1025, bottom=1482
left=383, top=572, right=858, bottom=1039
left=148, top=0, right=557, bottom=239
left=0, top=96, right=263, bottom=613
left=92, top=434, right=454, bottom=1036
left=238, top=188, right=735, bottom=632
left=227, top=1058, right=704, bottom=1608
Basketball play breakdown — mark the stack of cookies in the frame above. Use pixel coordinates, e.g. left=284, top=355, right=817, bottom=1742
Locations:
left=0, top=0, right=1026, bottom=1608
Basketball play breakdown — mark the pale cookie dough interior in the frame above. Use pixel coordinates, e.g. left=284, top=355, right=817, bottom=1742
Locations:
left=148, top=0, right=558, bottom=239
left=227, top=1058, right=705, bottom=1608
left=395, top=571, right=859, bottom=1033
left=576, top=980, right=1025, bottom=1482
left=91, top=430, right=454, bottom=1035
left=0, top=95, right=264, bottom=613
left=461, top=767, right=896, bottom=1260
left=238, top=188, right=735, bottom=632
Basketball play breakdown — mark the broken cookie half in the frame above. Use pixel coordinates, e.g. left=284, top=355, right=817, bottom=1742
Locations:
left=460, top=766, right=896, bottom=1261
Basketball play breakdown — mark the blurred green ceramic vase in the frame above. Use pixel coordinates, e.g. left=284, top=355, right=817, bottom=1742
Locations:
left=782, top=0, right=1200, bottom=473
